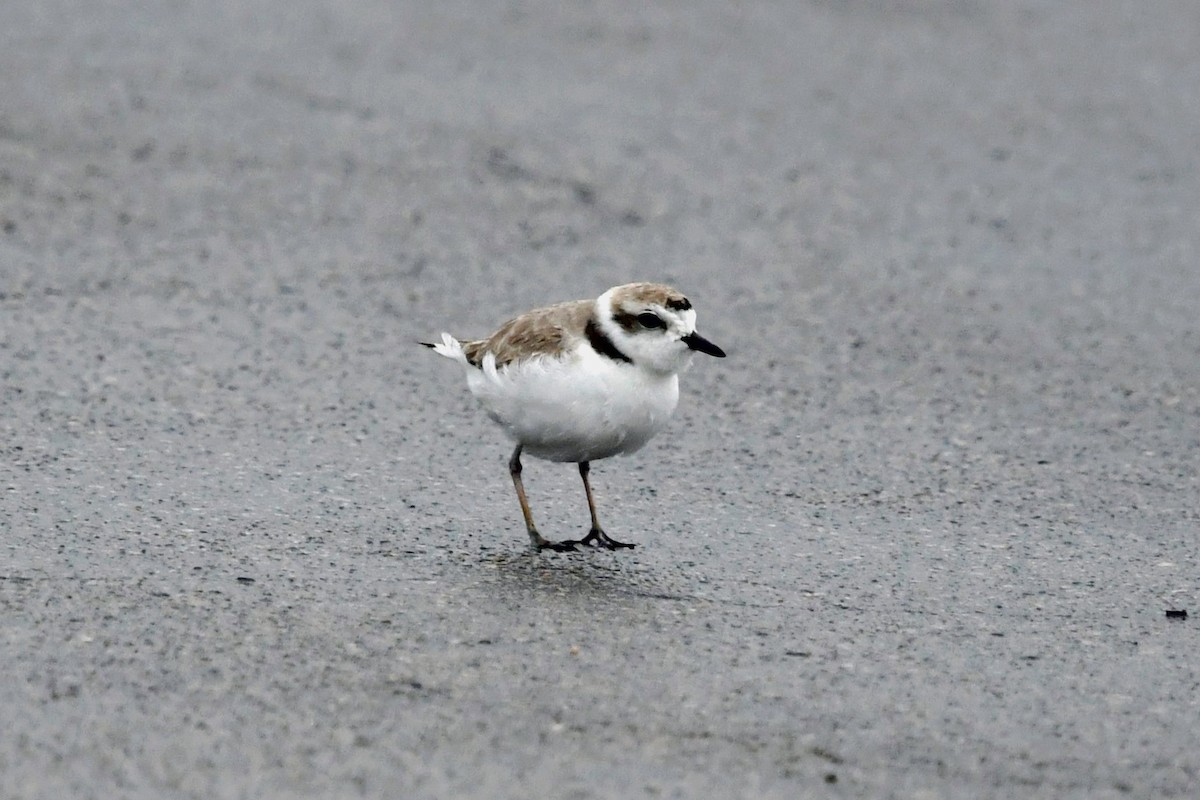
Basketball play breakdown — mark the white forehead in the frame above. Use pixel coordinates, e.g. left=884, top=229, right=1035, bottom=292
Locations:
left=673, top=307, right=697, bottom=333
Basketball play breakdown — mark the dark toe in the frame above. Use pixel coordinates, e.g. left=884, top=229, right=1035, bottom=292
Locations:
left=592, top=529, right=636, bottom=550
left=538, top=540, right=578, bottom=552
left=601, top=538, right=636, bottom=550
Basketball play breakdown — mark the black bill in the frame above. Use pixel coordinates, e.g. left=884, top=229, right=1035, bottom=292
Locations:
left=682, top=331, right=726, bottom=358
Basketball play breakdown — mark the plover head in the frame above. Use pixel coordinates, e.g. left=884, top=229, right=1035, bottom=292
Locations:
left=595, top=282, right=726, bottom=375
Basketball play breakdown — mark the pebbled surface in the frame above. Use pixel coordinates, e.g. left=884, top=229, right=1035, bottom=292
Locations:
left=2, top=1, right=1198, bottom=798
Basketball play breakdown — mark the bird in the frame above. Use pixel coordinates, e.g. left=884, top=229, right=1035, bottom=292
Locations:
left=422, top=282, right=725, bottom=551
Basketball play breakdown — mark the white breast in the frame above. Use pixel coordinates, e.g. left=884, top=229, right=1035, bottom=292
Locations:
left=464, top=345, right=680, bottom=463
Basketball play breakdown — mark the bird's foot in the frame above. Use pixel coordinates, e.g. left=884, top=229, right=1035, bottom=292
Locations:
left=570, top=528, right=636, bottom=550
left=529, top=531, right=578, bottom=552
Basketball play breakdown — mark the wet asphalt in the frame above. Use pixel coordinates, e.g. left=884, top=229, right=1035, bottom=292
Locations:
left=2, top=1, right=1199, bottom=798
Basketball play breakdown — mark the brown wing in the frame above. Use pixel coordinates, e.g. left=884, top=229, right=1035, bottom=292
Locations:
left=461, top=299, right=592, bottom=368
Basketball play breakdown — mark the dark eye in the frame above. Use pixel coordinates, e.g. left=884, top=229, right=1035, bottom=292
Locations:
left=637, top=312, right=665, bottom=329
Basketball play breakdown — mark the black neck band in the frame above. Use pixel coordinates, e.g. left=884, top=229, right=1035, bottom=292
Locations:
left=585, top=320, right=632, bottom=364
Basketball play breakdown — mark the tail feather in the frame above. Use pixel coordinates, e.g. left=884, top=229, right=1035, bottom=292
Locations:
left=422, top=332, right=471, bottom=366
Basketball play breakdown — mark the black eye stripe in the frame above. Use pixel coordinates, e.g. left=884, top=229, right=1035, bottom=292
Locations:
left=612, top=312, right=639, bottom=331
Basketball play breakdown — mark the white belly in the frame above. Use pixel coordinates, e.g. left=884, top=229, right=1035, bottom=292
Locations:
left=465, top=348, right=680, bottom=463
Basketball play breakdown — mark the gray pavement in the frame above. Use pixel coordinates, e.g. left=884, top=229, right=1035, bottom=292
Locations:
left=3, top=1, right=1199, bottom=797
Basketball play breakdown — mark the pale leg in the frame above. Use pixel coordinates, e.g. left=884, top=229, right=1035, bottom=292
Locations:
left=564, top=461, right=636, bottom=550
left=509, top=445, right=576, bottom=552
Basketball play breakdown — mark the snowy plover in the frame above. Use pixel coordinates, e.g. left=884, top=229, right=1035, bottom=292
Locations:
left=423, top=282, right=725, bottom=551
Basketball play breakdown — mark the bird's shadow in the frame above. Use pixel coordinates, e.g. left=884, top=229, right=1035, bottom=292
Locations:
left=475, top=549, right=700, bottom=607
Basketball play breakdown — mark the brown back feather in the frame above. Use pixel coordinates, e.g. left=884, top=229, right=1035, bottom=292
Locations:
left=461, top=299, right=593, bottom=368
